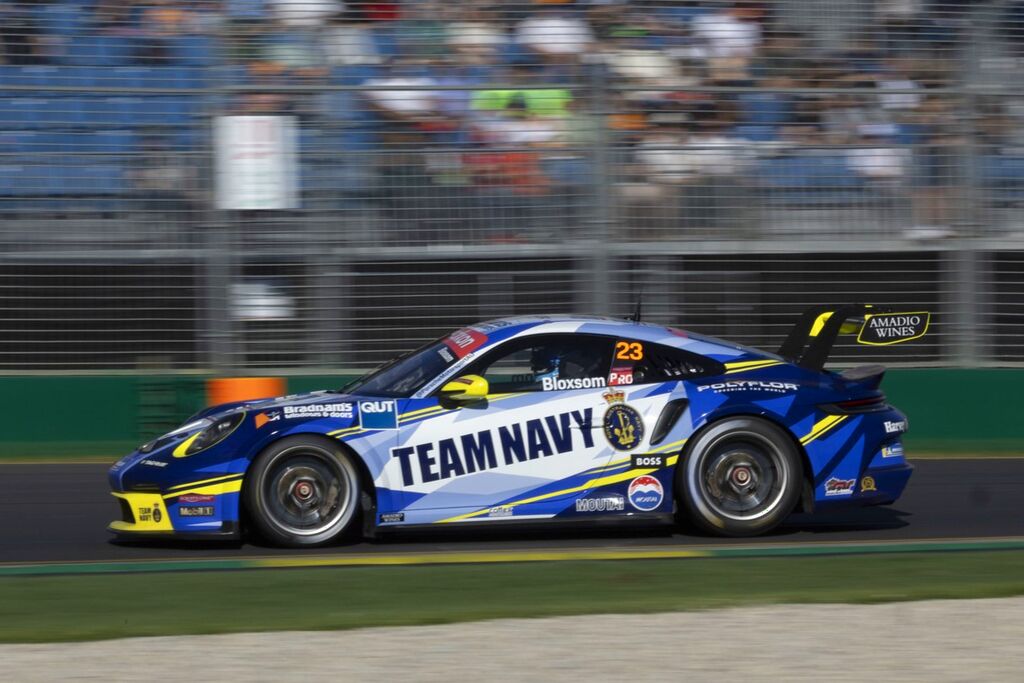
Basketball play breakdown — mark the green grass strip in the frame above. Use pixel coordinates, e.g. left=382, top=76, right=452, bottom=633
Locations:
left=4, top=538, right=1024, bottom=578
left=1, top=550, right=1024, bottom=643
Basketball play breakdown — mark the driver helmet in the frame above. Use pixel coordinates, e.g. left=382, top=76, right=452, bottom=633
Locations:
left=531, top=346, right=562, bottom=382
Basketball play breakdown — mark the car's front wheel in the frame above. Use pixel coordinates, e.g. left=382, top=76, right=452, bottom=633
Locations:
left=678, top=416, right=802, bottom=536
left=245, top=436, right=362, bottom=547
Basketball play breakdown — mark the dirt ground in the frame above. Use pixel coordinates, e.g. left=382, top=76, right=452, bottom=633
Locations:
left=3, top=597, right=1023, bottom=681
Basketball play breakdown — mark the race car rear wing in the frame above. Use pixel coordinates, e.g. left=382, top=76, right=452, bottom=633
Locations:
left=778, top=304, right=930, bottom=371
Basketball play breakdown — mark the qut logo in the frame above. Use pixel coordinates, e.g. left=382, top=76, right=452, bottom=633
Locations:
left=362, top=400, right=395, bottom=413
left=359, top=400, right=398, bottom=429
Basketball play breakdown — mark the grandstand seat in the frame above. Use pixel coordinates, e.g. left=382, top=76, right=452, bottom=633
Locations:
left=80, top=97, right=168, bottom=128
left=734, top=125, right=777, bottom=142
left=71, top=130, right=138, bottom=155
left=137, top=97, right=195, bottom=127
left=33, top=3, right=86, bottom=37
left=738, top=93, right=792, bottom=127
left=980, top=154, right=1024, bottom=202
left=228, top=0, right=267, bottom=20
left=169, top=35, right=217, bottom=67
left=63, top=35, right=135, bottom=67
left=758, top=154, right=866, bottom=205
left=0, top=99, right=49, bottom=129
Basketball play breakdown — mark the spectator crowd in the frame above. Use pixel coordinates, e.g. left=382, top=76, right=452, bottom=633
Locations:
left=1, top=0, right=1023, bottom=242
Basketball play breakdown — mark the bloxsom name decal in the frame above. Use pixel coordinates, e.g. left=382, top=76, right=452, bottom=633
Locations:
left=857, top=312, right=930, bottom=345
left=390, top=408, right=594, bottom=486
left=541, top=376, right=606, bottom=391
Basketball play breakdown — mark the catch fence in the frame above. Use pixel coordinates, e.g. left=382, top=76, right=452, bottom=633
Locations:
left=1, top=0, right=1022, bottom=370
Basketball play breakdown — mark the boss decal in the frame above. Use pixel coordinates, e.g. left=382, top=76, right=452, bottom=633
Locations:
left=604, top=404, right=644, bottom=451
left=390, top=408, right=594, bottom=486
left=631, top=453, right=665, bottom=468
left=359, top=400, right=398, bottom=430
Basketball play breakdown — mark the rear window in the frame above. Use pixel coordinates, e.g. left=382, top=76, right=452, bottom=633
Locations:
left=611, top=341, right=723, bottom=385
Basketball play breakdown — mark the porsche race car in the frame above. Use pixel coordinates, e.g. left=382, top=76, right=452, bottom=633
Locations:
left=109, top=305, right=925, bottom=546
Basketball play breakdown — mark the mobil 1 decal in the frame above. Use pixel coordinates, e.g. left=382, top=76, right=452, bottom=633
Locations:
left=857, top=311, right=930, bottom=345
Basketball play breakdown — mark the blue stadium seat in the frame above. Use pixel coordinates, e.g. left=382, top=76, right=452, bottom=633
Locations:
left=0, top=130, right=41, bottom=153
left=980, top=154, right=1024, bottom=202
left=227, top=0, right=267, bottom=20
left=63, top=35, right=135, bottom=67
left=40, top=98, right=90, bottom=128
left=738, top=93, right=792, bottom=126
left=78, top=97, right=141, bottom=128
left=0, top=99, right=51, bottom=129
left=759, top=155, right=866, bottom=205
left=0, top=163, right=23, bottom=197
left=734, top=125, right=777, bottom=142
left=169, top=35, right=217, bottom=67
left=34, top=3, right=86, bottom=37
left=137, top=97, right=195, bottom=126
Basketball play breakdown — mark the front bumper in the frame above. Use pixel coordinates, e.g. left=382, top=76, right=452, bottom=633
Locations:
left=108, top=476, right=244, bottom=540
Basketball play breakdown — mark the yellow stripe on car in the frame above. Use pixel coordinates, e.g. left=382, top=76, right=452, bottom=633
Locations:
left=165, top=473, right=240, bottom=491
left=439, top=439, right=688, bottom=524
left=723, top=360, right=783, bottom=374
left=163, top=478, right=243, bottom=499
left=799, top=415, right=848, bottom=445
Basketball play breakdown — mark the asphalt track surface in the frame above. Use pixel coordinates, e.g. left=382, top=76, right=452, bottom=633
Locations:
left=0, top=459, right=1021, bottom=564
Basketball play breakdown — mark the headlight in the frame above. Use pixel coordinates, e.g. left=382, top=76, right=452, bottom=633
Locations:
left=138, top=418, right=211, bottom=454
left=172, top=412, right=246, bottom=458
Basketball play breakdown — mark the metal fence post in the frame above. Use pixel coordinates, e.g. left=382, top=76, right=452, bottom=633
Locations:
left=583, top=64, right=614, bottom=316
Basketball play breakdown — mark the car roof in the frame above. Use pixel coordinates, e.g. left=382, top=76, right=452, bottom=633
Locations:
left=470, top=315, right=774, bottom=362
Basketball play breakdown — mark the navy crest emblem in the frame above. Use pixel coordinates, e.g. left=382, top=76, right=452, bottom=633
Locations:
left=603, top=404, right=644, bottom=451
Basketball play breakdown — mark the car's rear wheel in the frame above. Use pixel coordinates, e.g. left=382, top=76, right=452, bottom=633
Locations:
left=678, top=416, right=801, bottom=536
left=245, top=436, right=361, bottom=547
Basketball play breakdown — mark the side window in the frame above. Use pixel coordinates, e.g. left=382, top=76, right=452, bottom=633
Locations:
left=460, top=334, right=615, bottom=394
left=610, top=341, right=724, bottom=386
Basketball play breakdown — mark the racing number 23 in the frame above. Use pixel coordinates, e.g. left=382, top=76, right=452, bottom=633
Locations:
left=615, top=341, right=644, bottom=361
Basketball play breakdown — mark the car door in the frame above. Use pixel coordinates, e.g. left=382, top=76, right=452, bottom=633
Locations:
left=384, top=333, right=620, bottom=524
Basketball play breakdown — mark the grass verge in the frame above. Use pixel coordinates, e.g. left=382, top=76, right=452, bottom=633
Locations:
left=2, top=550, right=1024, bottom=643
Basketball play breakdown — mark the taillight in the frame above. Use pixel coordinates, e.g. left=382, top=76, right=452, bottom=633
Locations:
left=821, top=395, right=888, bottom=414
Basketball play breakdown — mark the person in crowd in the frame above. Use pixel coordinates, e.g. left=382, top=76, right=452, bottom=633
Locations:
left=0, top=1, right=48, bottom=65
left=128, top=131, right=199, bottom=223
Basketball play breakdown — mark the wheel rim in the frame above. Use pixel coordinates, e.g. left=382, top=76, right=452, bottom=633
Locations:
left=259, top=445, right=357, bottom=537
left=696, top=430, right=790, bottom=522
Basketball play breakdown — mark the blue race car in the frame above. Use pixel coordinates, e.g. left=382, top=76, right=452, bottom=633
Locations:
left=109, top=305, right=925, bottom=546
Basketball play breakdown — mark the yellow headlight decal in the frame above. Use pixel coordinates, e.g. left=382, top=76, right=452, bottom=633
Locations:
left=172, top=431, right=203, bottom=458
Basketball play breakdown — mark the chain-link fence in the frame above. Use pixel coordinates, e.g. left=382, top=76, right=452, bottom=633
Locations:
left=1, top=0, right=1022, bottom=371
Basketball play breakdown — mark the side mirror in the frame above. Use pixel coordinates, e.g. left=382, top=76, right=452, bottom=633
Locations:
left=439, top=374, right=489, bottom=403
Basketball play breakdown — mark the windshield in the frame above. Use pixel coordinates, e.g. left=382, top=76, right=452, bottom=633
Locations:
left=339, top=340, right=459, bottom=398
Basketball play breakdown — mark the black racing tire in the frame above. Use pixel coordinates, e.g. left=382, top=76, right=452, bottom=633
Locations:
left=677, top=416, right=802, bottom=537
left=244, top=435, right=362, bottom=548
